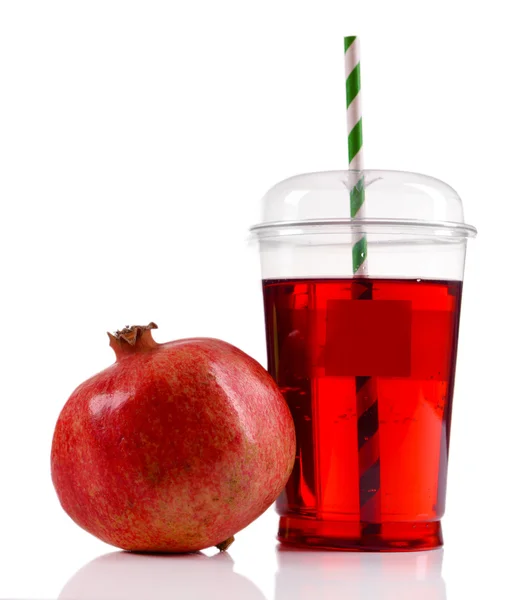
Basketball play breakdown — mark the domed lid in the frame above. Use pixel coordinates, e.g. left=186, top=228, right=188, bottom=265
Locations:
left=250, top=170, right=477, bottom=238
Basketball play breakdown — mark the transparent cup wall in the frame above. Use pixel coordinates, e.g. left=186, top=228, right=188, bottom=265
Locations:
left=252, top=170, right=476, bottom=551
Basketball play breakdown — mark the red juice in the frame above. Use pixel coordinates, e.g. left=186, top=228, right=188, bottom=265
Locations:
left=263, top=278, right=462, bottom=551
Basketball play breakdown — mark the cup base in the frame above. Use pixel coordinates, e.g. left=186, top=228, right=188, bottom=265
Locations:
left=278, top=516, right=443, bottom=552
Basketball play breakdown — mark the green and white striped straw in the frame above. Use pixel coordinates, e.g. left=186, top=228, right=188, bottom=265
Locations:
left=345, top=35, right=367, bottom=275
left=345, top=36, right=382, bottom=529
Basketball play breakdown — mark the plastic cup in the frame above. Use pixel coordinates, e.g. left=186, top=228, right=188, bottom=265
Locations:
left=250, top=170, right=477, bottom=551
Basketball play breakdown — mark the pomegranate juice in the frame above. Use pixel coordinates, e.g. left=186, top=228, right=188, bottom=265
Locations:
left=263, top=278, right=462, bottom=551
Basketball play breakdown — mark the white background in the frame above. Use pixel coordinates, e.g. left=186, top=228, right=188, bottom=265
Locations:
left=0, top=1, right=521, bottom=598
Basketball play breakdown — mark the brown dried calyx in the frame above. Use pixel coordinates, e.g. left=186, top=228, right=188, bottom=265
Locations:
left=108, top=322, right=159, bottom=359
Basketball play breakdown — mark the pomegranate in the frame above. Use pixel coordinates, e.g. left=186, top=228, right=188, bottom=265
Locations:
left=51, top=323, right=295, bottom=552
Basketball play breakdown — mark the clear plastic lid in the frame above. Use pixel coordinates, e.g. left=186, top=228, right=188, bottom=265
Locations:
left=250, top=170, right=477, bottom=239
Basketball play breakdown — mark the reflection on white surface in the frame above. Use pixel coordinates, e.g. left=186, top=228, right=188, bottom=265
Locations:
left=275, top=548, right=446, bottom=600
left=59, top=551, right=267, bottom=600
left=58, top=545, right=446, bottom=600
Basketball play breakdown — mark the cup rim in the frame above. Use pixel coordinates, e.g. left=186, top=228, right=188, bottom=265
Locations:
left=249, top=217, right=478, bottom=239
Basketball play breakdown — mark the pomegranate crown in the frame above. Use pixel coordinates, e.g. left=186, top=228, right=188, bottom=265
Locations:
left=108, top=322, right=159, bottom=359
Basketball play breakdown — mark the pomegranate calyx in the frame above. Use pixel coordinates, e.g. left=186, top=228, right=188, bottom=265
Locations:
left=108, top=322, right=159, bottom=359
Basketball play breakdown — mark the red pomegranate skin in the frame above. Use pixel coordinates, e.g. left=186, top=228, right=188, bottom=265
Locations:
left=51, top=330, right=295, bottom=552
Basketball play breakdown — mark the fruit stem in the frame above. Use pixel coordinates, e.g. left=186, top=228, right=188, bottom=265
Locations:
left=215, top=536, right=235, bottom=552
left=108, top=322, right=159, bottom=360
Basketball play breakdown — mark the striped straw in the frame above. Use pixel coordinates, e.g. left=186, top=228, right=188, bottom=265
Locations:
left=344, top=35, right=367, bottom=274
left=345, top=35, right=382, bottom=528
